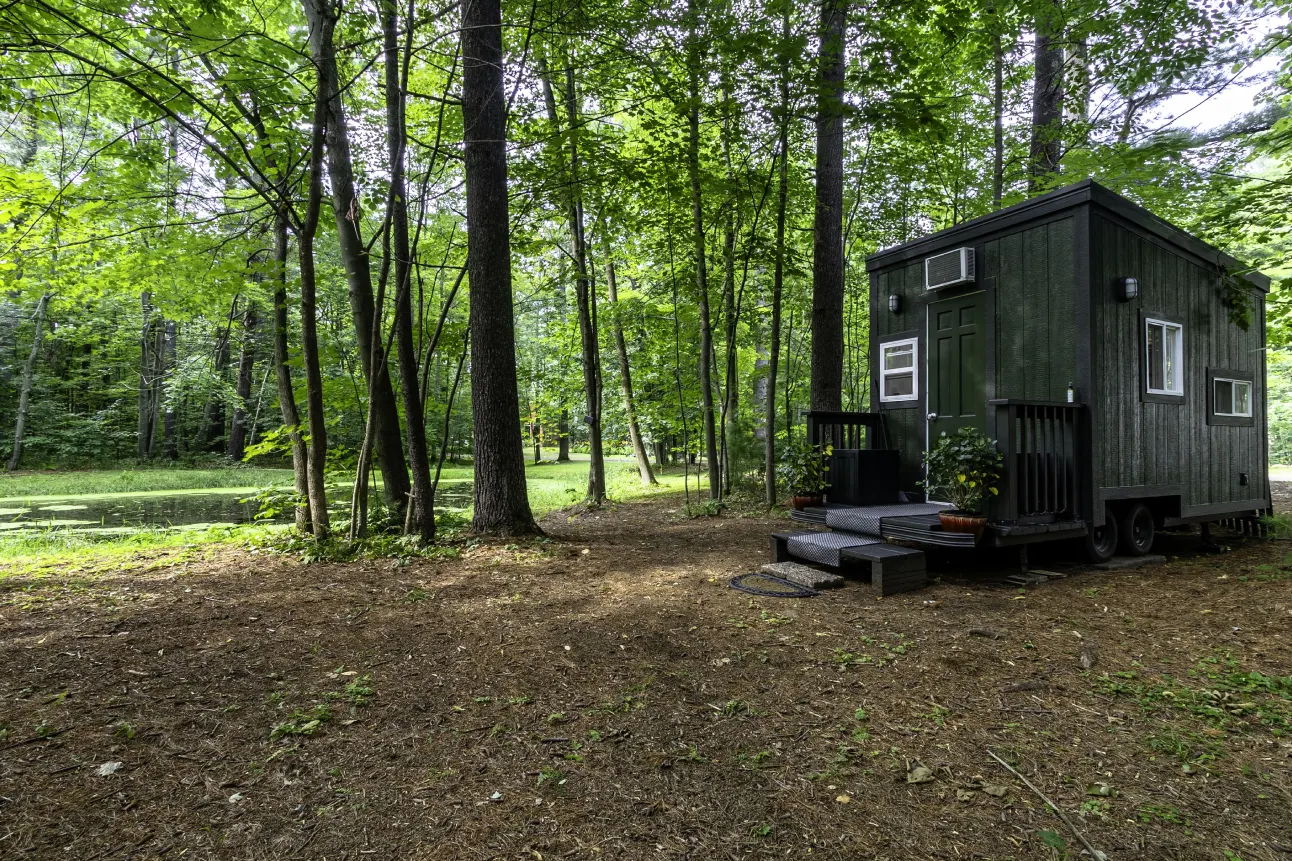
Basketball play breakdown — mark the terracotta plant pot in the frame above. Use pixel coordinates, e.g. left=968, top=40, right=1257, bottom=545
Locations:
left=790, top=495, right=823, bottom=511
left=939, top=510, right=987, bottom=539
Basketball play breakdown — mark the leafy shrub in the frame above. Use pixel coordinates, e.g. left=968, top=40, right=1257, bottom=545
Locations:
left=777, top=438, right=832, bottom=496
left=922, top=427, right=1003, bottom=514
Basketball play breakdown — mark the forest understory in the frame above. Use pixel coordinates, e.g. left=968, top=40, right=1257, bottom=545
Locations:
left=1, top=496, right=1290, bottom=860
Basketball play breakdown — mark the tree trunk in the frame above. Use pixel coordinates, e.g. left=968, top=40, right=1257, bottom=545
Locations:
left=162, top=320, right=178, bottom=460
left=606, top=263, right=656, bottom=485
left=196, top=305, right=234, bottom=452
left=557, top=412, right=571, bottom=460
left=685, top=0, right=720, bottom=502
left=766, top=13, right=791, bottom=507
left=719, top=73, right=738, bottom=495
left=1029, top=0, right=1064, bottom=190
left=148, top=318, right=163, bottom=457
left=462, top=0, right=539, bottom=535
left=227, top=301, right=256, bottom=461
left=270, top=217, right=312, bottom=533
left=993, top=29, right=1004, bottom=209
left=297, top=77, right=331, bottom=539
left=539, top=54, right=606, bottom=504
left=382, top=0, right=436, bottom=541
left=6, top=292, right=50, bottom=472
left=811, top=0, right=847, bottom=413
left=1068, top=34, right=1090, bottom=152
left=302, top=0, right=411, bottom=519
left=138, top=292, right=157, bottom=459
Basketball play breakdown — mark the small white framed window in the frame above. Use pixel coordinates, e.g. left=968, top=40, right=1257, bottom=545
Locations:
left=1144, top=317, right=1184, bottom=396
left=879, top=337, right=918, bottom=403
left=1213, top=377, right=1252, bottom=417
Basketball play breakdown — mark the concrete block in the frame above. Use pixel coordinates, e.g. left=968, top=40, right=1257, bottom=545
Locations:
left=759, top=561, right=845, bottom=590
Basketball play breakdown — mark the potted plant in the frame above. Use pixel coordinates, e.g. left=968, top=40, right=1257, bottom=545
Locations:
left=778, top=438, right=833, bottom=510
left=922, top=427, right=1003, bottom=537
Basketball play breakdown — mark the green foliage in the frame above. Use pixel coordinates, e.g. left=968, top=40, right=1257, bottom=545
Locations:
left=0, top=468, right=293, bottom=499
left=1268, top=350, right=1292, bottom=465
left=0, top=0, right=1286, bottom=548
left=777, top=438, right=832, bottom=496
left=1091, top=652, right=1292, bottom=760
left=270, top=704, right=333, bottom=740
left=922, top=428, right=1003, bottom=514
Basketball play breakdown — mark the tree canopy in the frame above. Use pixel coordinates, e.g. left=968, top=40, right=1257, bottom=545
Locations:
left=2, top=0, right=1290, bottom=531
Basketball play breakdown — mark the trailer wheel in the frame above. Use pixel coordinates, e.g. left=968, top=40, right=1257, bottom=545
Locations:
left=1084, top=508, right=1119, bottom=563
left=1120, top=503, right=1155, bottom=556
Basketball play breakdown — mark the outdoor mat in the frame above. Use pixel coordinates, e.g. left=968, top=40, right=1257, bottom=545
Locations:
left=729, top=572, right=819, bottom=598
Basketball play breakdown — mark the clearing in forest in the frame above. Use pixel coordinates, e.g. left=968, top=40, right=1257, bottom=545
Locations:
left=0, top=497, right=1289, bottom=859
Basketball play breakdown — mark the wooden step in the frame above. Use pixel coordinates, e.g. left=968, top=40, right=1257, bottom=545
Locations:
left=880, top=514, right=977, bottom=547
left=840, top=544, right=927, bottom=596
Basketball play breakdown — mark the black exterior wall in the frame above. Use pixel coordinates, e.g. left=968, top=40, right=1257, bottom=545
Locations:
left=866, top=179, right=1271, bottom=526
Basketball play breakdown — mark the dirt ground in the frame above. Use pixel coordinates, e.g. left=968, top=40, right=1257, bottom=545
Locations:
left=1, top=496, right=1290, bottom=860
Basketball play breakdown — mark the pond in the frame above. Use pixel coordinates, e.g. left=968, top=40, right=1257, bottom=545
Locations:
left=0, top=481, right=474, bottom=535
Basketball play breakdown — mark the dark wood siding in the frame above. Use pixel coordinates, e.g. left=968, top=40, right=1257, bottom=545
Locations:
left=871, top=261, right=928, bottom=493
left=1089, top=212, right=1268, bottom=511
left=989, top=217, right=1076, bottom=401
left=871, top=215, right=1078, bottom=495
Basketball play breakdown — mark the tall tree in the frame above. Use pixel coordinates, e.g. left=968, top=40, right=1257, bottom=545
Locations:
left=6, top=292, right=50, bottom=472
left=810, top=0, right=847, bottom=412
left=685, top=0, right=721, bottom=502
left=992, top=24, right=1006, bottom=207
left=765, top=1, right=793, bottom=507
left=297, top=47, right=332, bottom=539
left=227, top=300, right=256, bottom=461
left=381, top=0, right=437, bottom=540
left=604, top=256, right=657, bottom=485
left=538, top=52, right=606, bottom=504
left=1029, top=0, right=1064, bottom=189
left=462, top=0, right=539, bottom=535
left=269, top=218, right=313, bottom=533
left=302, top=0, right=412, bottom=520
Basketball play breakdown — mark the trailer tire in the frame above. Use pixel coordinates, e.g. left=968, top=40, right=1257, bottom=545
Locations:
left=1120, top=502, right=1155, bottom=556
left=1084, top=508, right=1119, bottom=563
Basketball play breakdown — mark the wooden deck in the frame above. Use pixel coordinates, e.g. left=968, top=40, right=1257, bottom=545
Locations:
left=790, top=504, right=1086, bottom=548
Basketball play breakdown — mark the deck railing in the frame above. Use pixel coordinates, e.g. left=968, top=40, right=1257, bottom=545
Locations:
left=990, top=400, right=1083, bottom=524
left=805, top=410, right=887, bottom=451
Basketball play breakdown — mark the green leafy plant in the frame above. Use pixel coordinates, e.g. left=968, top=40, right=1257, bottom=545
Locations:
left=270, top=704, right=332, bottom=740
left=922, top=427, right=1003, bottom=514
left=777, top=438, right=833, bottom=497
left=1220, top=268, right=1253, bottom=331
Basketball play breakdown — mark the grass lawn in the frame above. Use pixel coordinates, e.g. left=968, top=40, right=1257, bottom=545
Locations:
left=0, top=467, right=297, bottom=499
left=0, top=458, right=688, bottom=506
left=0, top=459, right=696, bottom=572
left=0, top=497, right=1287, bottom=859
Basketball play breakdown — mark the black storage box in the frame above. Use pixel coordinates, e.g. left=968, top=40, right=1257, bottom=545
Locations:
left=826, top=449, right=900, bottom=506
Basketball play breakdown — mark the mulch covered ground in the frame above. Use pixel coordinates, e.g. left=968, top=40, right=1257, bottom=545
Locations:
left=1, top=496, right=1290, bottom=860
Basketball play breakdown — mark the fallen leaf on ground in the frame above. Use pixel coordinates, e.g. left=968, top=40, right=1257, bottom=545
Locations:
left=907, top=765, right=934, bottom=784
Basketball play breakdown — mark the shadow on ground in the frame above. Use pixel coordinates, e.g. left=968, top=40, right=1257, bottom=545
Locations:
left=0, top=495, right=1289, bottom=859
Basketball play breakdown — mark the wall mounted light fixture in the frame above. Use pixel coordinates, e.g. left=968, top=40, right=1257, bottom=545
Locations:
left=888, top=294, right=902, bottom=314
left=1118, top=277, right=1139, bottom=302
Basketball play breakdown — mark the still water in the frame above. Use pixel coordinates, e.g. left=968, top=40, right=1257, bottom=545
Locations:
left=0, top=482, right=474, bottom=534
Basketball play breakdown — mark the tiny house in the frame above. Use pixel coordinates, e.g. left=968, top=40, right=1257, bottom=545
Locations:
left=775, top=180, right=1272, bottom=587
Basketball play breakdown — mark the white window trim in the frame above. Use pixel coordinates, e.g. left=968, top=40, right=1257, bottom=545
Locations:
left=1213, top=377, right=1253, bottom=417
left=879, top=337, right=919, bottom=403
left=1144, top=317, right=1184, bottom=396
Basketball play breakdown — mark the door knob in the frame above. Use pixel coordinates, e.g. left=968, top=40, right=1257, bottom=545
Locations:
left=926, top=412, right=937, bottom=421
